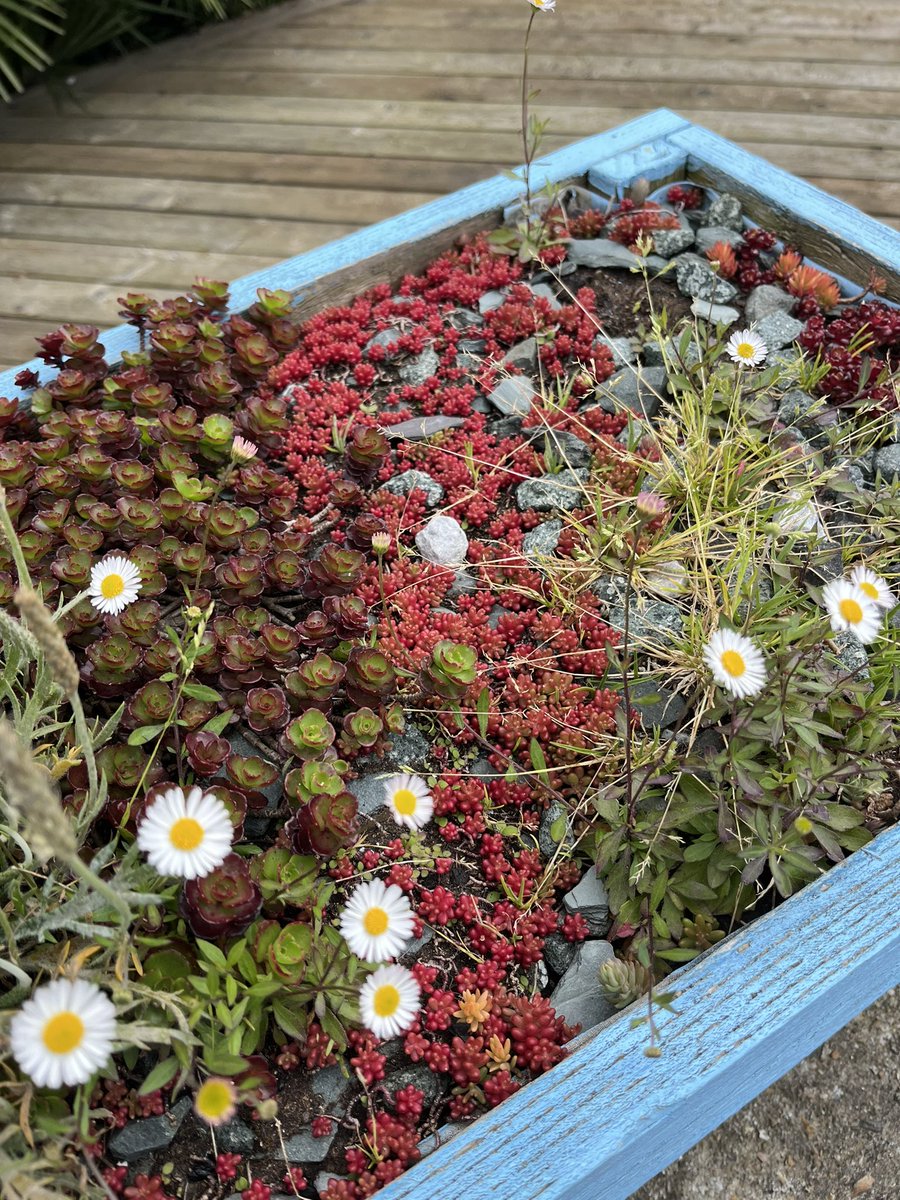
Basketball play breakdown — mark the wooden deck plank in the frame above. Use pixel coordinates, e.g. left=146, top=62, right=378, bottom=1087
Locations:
left=0, top=0, right=897, bottom=353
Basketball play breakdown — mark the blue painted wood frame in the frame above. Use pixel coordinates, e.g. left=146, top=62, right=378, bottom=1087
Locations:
left=3, top=109, right=899, bottom=1198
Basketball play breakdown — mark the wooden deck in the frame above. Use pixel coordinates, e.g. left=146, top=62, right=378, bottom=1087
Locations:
left=0, top=0, right=899, bottom=371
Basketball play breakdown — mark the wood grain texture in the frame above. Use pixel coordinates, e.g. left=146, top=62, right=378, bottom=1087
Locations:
left=380, top=828, right=900, bottom=1200
left=0, top=0, right=898, bottom=343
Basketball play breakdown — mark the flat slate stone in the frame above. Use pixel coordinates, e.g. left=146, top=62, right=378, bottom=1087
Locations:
left=501, top=338, right=539, bottom=372
left=756, top=310, right=804, bottom=350
left=538, top=798, right=576, bottom=858
left=478, top=288, right=508, bottom=313
left=522, top=519, right=564, bottom=558
left=215, top=1118, right=256, bottom=1155
left=383, top=469, right=444, bottom=505
left=365, top=327, right=405, bottom=356
left=694, top=225, right=745, bottom=253
left=744, top=283, right=796, bottom=323
left=516, top=469, right=590, bottom=512
left=567, top=238, right=641, bottom=269
left=604, top=598, right=685, bottom=650
left=596, top=365, right=668, bottom=417
left=488, top=375, right=536, bottom=417
left=386, top=415, right=466, bottom=440
left=651, top=226, right=695, bottom=257
left=415, top=515, right=469, bottom=565
left=627, top=678, right=687, bottom=731
left=530, top=282, right=564, bottom=310
left=538, top=427, right=593, bottom=468
left=594, top=333, right=637, bottom=367
left=690, top=299, right=739, bottom=325
left=549, top=940, right=617, bottom=1032
left=543, top=931, right=578, bottom=976
left=347, top=772, right=388, bottom=817
left=563, top=867, right=610, bottom=936
left=777, top=388, right=819, bottom=426
left=107, top=1097, right=192, bottom=1161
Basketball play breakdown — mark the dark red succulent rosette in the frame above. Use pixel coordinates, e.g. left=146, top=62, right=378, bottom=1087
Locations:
left=179, top=853, right=262, bottom=939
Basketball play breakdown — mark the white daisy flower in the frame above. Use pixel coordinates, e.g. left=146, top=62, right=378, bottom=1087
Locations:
left=136, top=785, right=233, bottom=879
left=822, top=579, right=881, bottom=644
left=88, top=556, right=142, bottom=616
left=725, top=329, right=768, bottom=368
left=359, top=964, right=421, bottom=1040
left=230, top=436, right=258, bottom=464
left=529, top=0, right=556, bottom=10
left=849, top=564, right=896, bottom=611
left=383, top=773, right=433, bottom=831
left=702, top=627, right=767, bottom=699
left=340, top=877, right=415, bottom=963
left=10, top=978, right=116, bottom=1089
left=194, top=1076, right=238, bottom=1126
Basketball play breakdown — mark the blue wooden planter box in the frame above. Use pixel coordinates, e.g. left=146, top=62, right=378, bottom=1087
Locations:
left=3, top=110, right=899, bottom=1200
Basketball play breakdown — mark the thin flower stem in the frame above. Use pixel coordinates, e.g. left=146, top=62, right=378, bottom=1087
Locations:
left=623, top=535, right=639, bottom=828
left=69, top=692, right=100, bottom=818
left=0, top=485, right=33, bottom=589
left=521, top=9, right=537, bottom=216
left=64, top=850, right=132, bottom=924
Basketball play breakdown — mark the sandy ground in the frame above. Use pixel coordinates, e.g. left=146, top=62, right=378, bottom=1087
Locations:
left=631, top=988, right=900, bottom=1200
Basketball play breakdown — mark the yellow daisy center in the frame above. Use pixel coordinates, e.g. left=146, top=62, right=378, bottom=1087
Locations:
left=100, top=573, right=125, bottom=599
left=720, top=649, right=746, bottom=678
left=195, top=1079, right=234, bottom=1120
left=858, top=581, right=879, bottom=600
left=839, top=598, right=863, bottom=624
left=363, top=907, right=389, bottom=937
left=392, top=788, right=417, bottom=816
left=42, top=1011, right=85, bottom=1055
left=169, top=816, right=205, bottom=851
left=373, top=984, right=401, bottom=1017
left=736, top=342, right=755, bottom=360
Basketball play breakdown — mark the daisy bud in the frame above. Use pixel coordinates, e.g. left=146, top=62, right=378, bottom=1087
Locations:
left=635, top=491, right=668, bottom=524
left=15, top=588, right=80, bottom=697
left=0, top=720, right=78, bottom=864
left=230, top=436, right=259, bottom=464
left=371, top=531, right=391, bottom=556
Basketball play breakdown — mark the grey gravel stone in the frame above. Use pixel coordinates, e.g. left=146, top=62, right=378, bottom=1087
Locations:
left=567, top=238, right=641, bottom=269
left=744, top=283, right=796, bottom=323
left=516, top=468, right=590, bottom=512
left=284, top=1125, right=337, bottom=1163
left=591, top=573, right=627, bottom=605
left=700, top=192, right=743, bottom=231
left=544, top=931, right=578, bottom=976
left=777, top=388, right=819, bottom=426
left=756, top=310, right=804, bottom=350
left=398, top=345, right=440, bottom=385
left=491, top=414, right=526, bottom=439
left=563, top=868, right=609, bottom=936
left=530, top=282, right=564, bottom=310
left=830, top=631, right=870, bottom=681
left=605, top=598, right=685, bottom=650
left=549, top=941, right=617, bottom=1032
left=487, top=375, right=536, bottom=417
left=597, top=365, right=668, bottom=417
left=386, top=415, right=466, bottom=440
left=347, top=772, right=388, bottom=817
left=107, top=1097, right=192, bottom=1161
left=455, top=337, right=487, bottom=369
left=388, top=724, right=431, bottom=770
left=675, top=254, right=739, bottom=304
left=594, top=333, right=637, bottom=366
left=627, top=678, right=687, bottom=731
left=501, top=337, right=539, bottom=372
left=383, top=469, right=445, bottom=505
left=651, top=226, right=695, bottom=257
left=771, top=491, right=827, bottom=537
left=539, top=799, right=576, bottom=858
left=538, top=427, right=593, bottom=468
left=365, top=327, right=405, bottom=356
left=522, top=518, right=564, bottom=558
left=415, top=515, right=469, bottom=565
left=690, top=299, right=740, bottom=325
left=215, top=1118, right=256, bottom=1155
left=643, top=338, right=702, bottom=368
left=446, top=570, right=479, bottom=599
left=874, top=443, right=900, bottom=480
left=694, top=225, right=745, bottom=253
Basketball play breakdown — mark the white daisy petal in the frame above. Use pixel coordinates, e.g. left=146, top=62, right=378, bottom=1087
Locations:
left=849, top=564, right=896, bottom=612
left=359, top=964, right=421, bottom=1040
left=382, top=773, right=433, bottom=831
left=822, top=579, right=882, bottom=644
left=88, top=556, right=142, bottom=617
left=136, top=785, right=233, bottom=879
left=702, top=627, right=767, bottom=699
left=10, top=978, right=116, bottom=1089
left=726, top=328, right=768, bottom=368
left=340, top=878, right=415, bottom=963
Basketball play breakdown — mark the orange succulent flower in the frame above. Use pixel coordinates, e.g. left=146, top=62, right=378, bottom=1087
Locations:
left=705, top=241, right=737, bottom=279
left=786, top=264, right=841, bottom=310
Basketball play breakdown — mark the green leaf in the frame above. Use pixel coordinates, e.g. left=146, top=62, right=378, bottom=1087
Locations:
left=138, top=1056, right=181, bottom=1096
left=476, top=686, right=490, bottom=739
left=202, top=708, right=234, bottom=735
left=196, top=939, right=228, bottom=969
left=548, top=814, right=568, bottom=845
left=127, top=722, right=166, bottom=746
left=529, top=737, right=550, bottom=786
left=182, top=682, right=222, bottom=702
